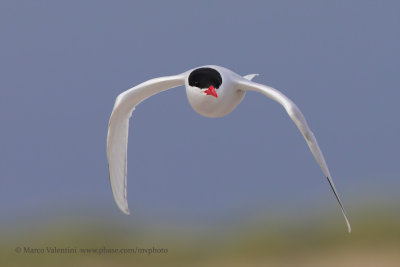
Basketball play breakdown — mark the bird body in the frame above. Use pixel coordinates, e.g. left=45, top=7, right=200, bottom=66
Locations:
left=107, top=65, right=351, bottom=232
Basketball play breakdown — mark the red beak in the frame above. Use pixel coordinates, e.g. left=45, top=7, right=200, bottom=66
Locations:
left=204, top=86, right=218, bottom=98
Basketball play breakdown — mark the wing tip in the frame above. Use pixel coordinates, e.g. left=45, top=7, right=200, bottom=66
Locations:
left=121, top=206, right=131, bottom=215
left=343, top=209, right=352, bottom=233
left=347, top=222, right=352, bottom=233
left=116, top=199, right=130, bottom=215
left=115, top=196, right=130, bottom=215
left=325, top=176, right=352, bottom=233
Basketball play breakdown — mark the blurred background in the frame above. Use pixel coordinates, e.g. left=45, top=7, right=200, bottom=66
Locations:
left=1, top=1, right=399, bottom=266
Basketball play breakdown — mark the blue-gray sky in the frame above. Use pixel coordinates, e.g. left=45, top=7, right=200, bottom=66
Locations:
left=1, top=1, right=399, bottom=226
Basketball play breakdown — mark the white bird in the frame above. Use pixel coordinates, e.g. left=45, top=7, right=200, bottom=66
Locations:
left=107, top=65, right=351, bottom=232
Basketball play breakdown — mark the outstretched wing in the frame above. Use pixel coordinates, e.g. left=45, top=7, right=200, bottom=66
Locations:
left=107, top=74, right=186, bottom=214
left=236, top=78, right=351, bottom=232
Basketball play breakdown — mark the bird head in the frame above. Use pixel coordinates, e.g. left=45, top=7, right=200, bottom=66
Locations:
left=188, top=67, right=222, bottom=98
left=185, top=66, right=245, bottom=118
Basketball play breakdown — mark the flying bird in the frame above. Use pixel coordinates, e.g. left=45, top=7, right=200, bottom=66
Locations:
left=107, top=65, right=351, bottom=232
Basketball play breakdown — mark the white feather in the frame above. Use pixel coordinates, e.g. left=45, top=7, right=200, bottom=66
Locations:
left=235, top=78, right=351, bottom=232
left=107, top=74, right=185, bottom=214
left=106, top=65, right=351, bottom=232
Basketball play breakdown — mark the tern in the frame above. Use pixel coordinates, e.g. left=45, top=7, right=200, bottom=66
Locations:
left=107, top=65, right=351, bottom=232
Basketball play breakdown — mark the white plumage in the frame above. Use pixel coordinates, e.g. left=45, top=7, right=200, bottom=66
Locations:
left=107, top=65, right=351, bottom=232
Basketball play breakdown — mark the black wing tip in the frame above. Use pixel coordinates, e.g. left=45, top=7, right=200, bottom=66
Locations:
left=325, top=176, right=352, bottom=233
